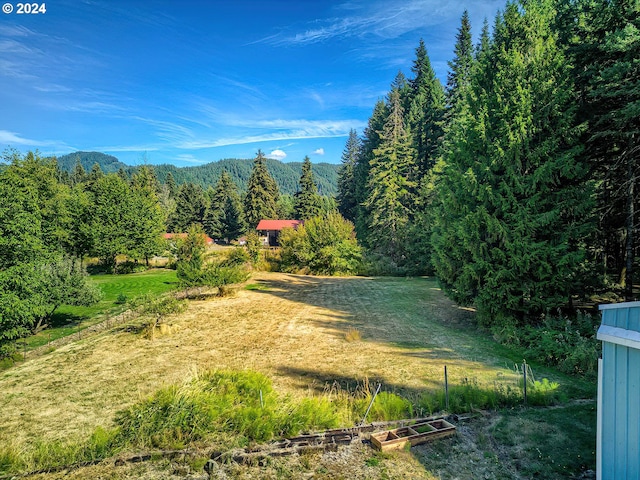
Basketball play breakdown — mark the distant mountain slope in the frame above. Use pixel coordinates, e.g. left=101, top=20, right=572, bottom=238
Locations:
left=56, top=151, right=129, bottom=174
left=55, top=152, right=339, bottom=196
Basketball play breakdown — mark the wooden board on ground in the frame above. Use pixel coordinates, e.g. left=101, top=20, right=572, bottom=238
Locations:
left=370, top=419, right=456, bottom=452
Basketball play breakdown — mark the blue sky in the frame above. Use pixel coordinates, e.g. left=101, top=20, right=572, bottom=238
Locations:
left=0, top=0, right=503, bottom=166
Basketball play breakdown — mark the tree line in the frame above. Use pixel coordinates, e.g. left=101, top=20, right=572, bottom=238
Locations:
left=336, top=0, right=639, bottom=330
left=0, top=148, right=339, bottom=356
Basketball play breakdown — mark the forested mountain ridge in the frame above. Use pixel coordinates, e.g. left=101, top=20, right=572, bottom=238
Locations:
left=55, top=151, right=339, bottom=196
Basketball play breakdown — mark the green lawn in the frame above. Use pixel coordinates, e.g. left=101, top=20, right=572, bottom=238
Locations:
left=26, top=268, right=178, bottom=349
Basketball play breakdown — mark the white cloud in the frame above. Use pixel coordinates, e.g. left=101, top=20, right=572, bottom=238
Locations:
left=267, top=149, right=287, bottom=160
left=0, top=130, right=74, bottom=151
left=313, top=148, right=325, bottom=155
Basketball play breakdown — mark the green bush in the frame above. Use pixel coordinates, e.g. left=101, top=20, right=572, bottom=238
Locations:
left=519, top=311, right=599, bottom=379
left=279, top=212, right=362, bottom=275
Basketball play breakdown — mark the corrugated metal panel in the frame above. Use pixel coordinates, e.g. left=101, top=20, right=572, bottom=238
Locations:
left=598, top=302, right=640, bottom=479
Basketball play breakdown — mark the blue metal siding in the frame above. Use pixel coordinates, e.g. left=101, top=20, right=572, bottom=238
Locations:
left=599, top=303, right=640, bottom=479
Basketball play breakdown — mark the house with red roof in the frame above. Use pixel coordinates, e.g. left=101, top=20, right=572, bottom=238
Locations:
left=256, top=219, right=301, bottom=246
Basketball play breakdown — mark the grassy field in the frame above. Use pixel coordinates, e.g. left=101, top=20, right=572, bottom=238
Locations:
left=0, top=273, right=596, bottom=479
left=24, top=269, right=178, bottom=349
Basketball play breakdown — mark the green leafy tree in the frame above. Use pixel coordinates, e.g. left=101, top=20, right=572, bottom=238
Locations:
left=128, top=165, right=166, bottom=265
left=244, top=150, right=280, bottom=228
left=280, top=212, right=362, bottom=275
left=293, top=156, right=322, bottom=220
left=91, top=174, right=133, bottom=271
left=176, top=224, right=207, bottom=288
left=33, top=256, right=102, bottom=333
left=337, top=129, right=361, bottom=222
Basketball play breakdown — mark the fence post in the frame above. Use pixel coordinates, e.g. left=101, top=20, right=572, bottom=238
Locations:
left=444, top=365, right=449, bottom=411
left=523, top=360, right=527, bottom=406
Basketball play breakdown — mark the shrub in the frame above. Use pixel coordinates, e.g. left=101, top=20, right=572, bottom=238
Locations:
left=279, top=212, right=362, bottom=275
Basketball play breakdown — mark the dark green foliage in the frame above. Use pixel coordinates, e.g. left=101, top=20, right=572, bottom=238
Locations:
left=169, top=182, right=207, bottom=233
left=293, top=156, right=322, bottom=220
left=446, top=11, right=473, bottom=112
left=365, top=88, right=416, bottom=260
left=354, top=100, right=387, bottom=245
left=570, top=0, right=640, bottom=299
left=128, top=166, right=165, bottom=264
left=432, top=0, right=595, bottom=326
left=56, top=151, right=128, bottom=174
left=244, top=150, right=280, bottom=229
left=279, top=212, right=362, bottom=275
left=204, top=171, right=246, bottom=242
left=407, top=39, right=446, bottom=178
left=336, top=129, right=360, bottom=222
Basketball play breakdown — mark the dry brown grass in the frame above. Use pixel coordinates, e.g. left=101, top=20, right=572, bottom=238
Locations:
left=0, top=272, right=527, bottom=478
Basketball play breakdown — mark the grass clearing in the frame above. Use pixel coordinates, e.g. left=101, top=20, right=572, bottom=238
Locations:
left=24, top=269, right=178, bottom=349
left=0, top=273, right=597, bottom=478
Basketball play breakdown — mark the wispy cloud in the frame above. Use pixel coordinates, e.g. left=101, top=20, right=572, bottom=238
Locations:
left=175, top=119, right=365, bottom=150
left=313, top=148, right=325, bottom=155
left=0, top=130, right=74, bottom=151
left=175, top=153, right=206, bottom=164
left=259, top=0, right=502, bottom=49
left=93, top=143, right=161, bottom=153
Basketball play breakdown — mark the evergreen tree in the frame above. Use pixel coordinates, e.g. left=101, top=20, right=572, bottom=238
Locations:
left=365, top=87, right=417, bottom=260
left=204, top=171, right=246, bottom=242
left=128, top=165, right=165, bottom=264
left=165, top=172, right=177, bottom=198
left=408, top=39, right=446, bottom=178
left=293, top=156, right=321, bottom=220
left=572, top=0, right=640, bottom=300
left=337, top=129, right=361, bottom=222
left=71, top=160, right=87, bottom=186
left=170, top=182, right=206, bottom=232
left=433, top=0, right=595, bottom=325
left=354, top=99, right=387, bottom=244
left=446, top=11, right=474, bottom=112
left=244, top=150, right=280, bottom=228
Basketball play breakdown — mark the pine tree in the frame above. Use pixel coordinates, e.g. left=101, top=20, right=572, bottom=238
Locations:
left=337, top=130, right=361, bottom=223
left=204, top=171, right=246, bottom=242
left=294, top=156, right=321, bottom=220
left=170, top=182, right=207, bottom=232
left=365, top=88, right=417, bottom=260
left=572, top=0, right=640, bottom=300
left=433, top=0, right=595, bottom=325
left=128, top=165, right=165, bottom=265
left=354, top=100, right=387, bottom=244
left=244, top=150, right=280, bottom=228
left=446, top=11, right=473, bottom=112
left=165, top=172, right=177, bottom=198
left=407, top=39, right=446, bottom=178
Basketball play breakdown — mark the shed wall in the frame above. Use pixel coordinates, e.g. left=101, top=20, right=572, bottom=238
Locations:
left=598, top=303, right=640, bottom=479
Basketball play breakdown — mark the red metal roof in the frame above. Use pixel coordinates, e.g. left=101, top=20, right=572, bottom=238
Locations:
left=256, top=220, right=301, bottom=231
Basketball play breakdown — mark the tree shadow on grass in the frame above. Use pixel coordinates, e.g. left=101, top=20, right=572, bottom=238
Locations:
left=48, top=312, right=89, bottom=329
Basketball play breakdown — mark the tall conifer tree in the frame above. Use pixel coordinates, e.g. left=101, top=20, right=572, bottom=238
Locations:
left=244, top=150, right=280, bottom=228
left=337, top=129, right=361, bottom=222
left=294, top=156, right=321, bottom=220
left=433, top=0, right=595, bottom=325
left=365, top=88, right=417, bottom=259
